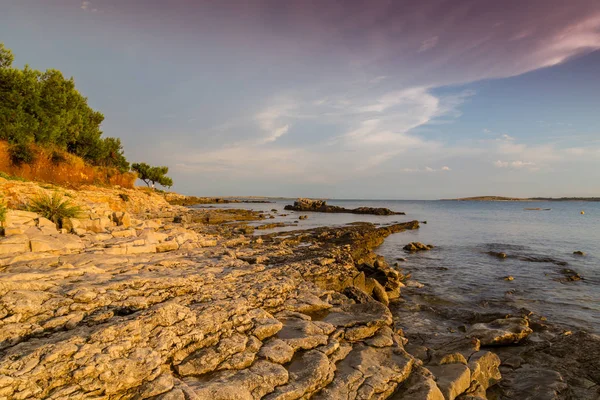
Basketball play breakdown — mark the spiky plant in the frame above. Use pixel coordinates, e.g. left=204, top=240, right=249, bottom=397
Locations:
left=0, top=198, right=6, bottom=224
left=28, top=191, right=82, bottom=227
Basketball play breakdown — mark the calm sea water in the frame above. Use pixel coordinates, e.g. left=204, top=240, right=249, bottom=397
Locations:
left=197, top=200, right=600, bottom=333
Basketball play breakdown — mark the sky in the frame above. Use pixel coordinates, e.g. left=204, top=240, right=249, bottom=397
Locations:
left=1, top=0, right=600, bottom=199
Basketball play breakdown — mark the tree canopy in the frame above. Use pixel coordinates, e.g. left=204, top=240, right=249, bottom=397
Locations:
left=0, top=43, right=129, bottom=172
left=131, top=163, right=173, bottom=189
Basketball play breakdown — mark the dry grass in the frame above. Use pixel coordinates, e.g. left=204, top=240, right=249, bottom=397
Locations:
left=0, top=141, right=136, bottom=188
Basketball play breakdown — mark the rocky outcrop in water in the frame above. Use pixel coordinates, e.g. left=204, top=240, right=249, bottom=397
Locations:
left=403, top=242, right=433, bottom=252
left=284, top=198, right=405, bottom=216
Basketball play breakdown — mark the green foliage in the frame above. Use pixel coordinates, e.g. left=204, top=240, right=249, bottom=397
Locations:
left=0, top=171, right=27, bottom=181
left=0, top=198, right=6, bottom=224
left=131, top=162, right=173, bottom=189
left=0, top=43, right=129, bottom=172
left=8, top=142, right=36, bottom=166
left=28, top=191, right=82, bottom=226
left=50, top=150, right=67, bottom=165
left=0, top=43, right=14, bottom=69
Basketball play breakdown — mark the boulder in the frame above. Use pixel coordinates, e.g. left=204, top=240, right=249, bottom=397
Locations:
left=112, top=211, right=132, bottom=227
left=111, top=228, right=137, bottom=238
left=0, top=234, right=30, bottom=254
left=403, top=242, right=433, bottom=252
left=5, top=210, right=38, bottom=226
left=427, top=364, right=471, bottom=400
left=468, top=317, right=533, bottom=345
left=36, top=217, right=57, bottom=229
left=157, top=240, right=179, bottom=253
left=390, top=366, right=444, bottom=400
left=487, top=251, right=507, bottom=259
left=138, top=229, right=168, bottom=244
left=2, top=225, right=27, bottom=236
left=61, top=217, right=82, bottom=233
left=467, top=351, right=501, bottom=391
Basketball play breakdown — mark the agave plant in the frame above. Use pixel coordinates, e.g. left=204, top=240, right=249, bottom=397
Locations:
left=28, top=191, right=82, bottom=227
left=0, top=198, right=6, bottom=224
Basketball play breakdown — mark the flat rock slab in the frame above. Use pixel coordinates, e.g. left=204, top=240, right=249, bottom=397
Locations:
left=468, top=317, right=533, bottom=346
left=427, top=364, right=471, bottom=400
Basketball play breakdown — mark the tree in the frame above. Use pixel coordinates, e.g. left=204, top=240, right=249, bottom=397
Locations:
left=0, top=43, right=130, bottom=172
left=131, top=162, right=173, bottom=189
left=0, top=43, right=14, bottom=69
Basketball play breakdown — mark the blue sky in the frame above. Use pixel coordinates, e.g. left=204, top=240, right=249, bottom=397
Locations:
left=1, top=0, right=600, bottom=198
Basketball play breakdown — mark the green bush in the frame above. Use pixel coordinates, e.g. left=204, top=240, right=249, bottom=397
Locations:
left=0, top=200, right=5, bottom=236
left=8, top=142, right=36, bottom=166
left=50, top=150, right=67, bottom=165
left=0, top=199, right=6, bottom=224
left=0, top=171, right=27, bottom=181
left=28, top=191, right=82, bottom=227
left=0, top=43, right=131, bottom=172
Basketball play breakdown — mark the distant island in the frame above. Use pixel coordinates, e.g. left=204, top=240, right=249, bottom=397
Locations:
left=442, top=196, right=600, bottom=202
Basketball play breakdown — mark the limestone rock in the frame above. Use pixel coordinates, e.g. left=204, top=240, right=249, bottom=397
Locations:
left=192, top=361, right=289, bottom=399
left=427, top=363, right=471, bottom=400
left=467, top=351, right=501, bottom=392
left=468, top=317, right=533, bottom=345
left=318, top=344, right=414, bottom=399
left=264, top=350, right=335, bottom=399
left=0, top=234, right=30, bottom=254
left=258, top=339, right=295, bottom=364
left=390, top=366, right=444, bottom=400
left=403, top=242, right=433, bottom=252
left=323, top=301, right=393, bottom=342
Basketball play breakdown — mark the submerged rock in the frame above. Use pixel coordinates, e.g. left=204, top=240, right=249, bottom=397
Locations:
left=403, top=242, right=433, bottom=252
left=556, top=268, right=583, bottom=282
left=487, top=251, right=507, bottom=259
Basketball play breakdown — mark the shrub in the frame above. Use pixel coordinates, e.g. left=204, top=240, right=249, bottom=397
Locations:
left=1, top=43, right=132, bottom=173
left=9, top=142, right=36, bottom=166
left=0, top=201, right=5, bottom=236
left=28, top=191, right=82, bottom=227
left=50, top=150, right=67, bottom=165
left=0, top=198, right=6, bottom=223
left=0, top=171, right=27, bottom=181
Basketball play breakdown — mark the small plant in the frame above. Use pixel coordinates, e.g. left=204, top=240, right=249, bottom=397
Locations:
left=0, top=198, right=6, bottom=223
left=119, top=193, right=130, bottom=202
left=0, top=197, right=7, bottom=236
left=0, top=172, right=27, bottom=182
left=9, top=143, right=36, bottom=166
left=50, top=150, right=67, bottom=165
left=28, top=191, right=82, bottom=227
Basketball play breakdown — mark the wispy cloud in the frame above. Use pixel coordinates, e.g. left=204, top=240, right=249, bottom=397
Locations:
left=80, top=1, right=97, bottom=12
left=400, top=166, right=451, bottom=173
left=494, top=160, right=537, bottom=169
left=418, top=36, right=439, bottom=52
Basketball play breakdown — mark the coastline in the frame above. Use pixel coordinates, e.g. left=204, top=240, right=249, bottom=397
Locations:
left=0, top=181, right=598, bottom=399
left=441, top=196, right=600, bottom=202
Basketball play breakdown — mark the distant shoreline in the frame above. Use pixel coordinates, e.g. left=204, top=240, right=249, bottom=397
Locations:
left=441, top=196, right=600, bottom=202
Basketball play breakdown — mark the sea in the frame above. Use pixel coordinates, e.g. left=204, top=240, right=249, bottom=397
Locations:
left=195, top=199, right=600, bottom=334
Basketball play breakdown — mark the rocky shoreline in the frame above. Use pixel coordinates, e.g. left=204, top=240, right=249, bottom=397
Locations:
left=0, top=180, right=598, bottom=399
